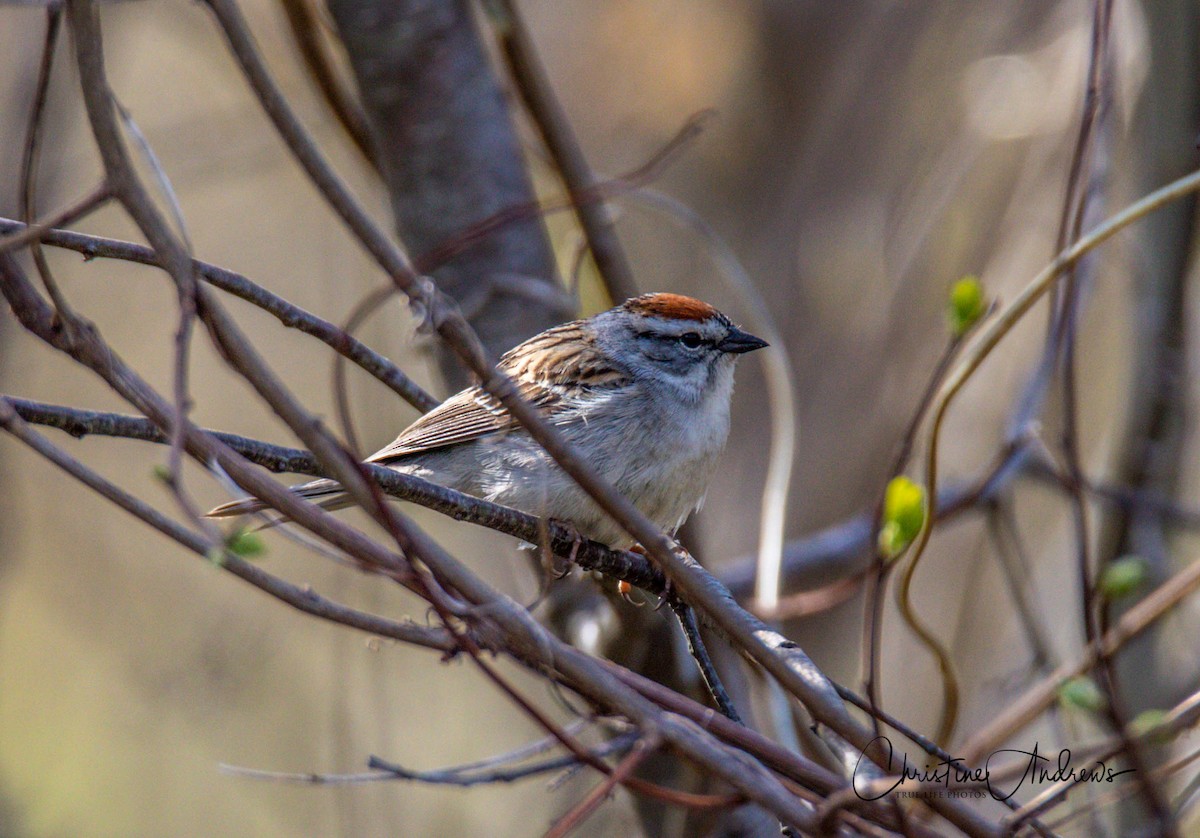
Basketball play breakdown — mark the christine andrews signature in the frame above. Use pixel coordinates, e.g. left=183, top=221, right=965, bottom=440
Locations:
left=853, top=736, right=1134, bottom=801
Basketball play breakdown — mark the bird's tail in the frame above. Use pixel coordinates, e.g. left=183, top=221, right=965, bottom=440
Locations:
left=205, top=478, right=351, bottom=528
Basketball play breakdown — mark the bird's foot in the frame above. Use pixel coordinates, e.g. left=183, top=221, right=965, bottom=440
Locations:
left=549, top=518, right=584, bottom=579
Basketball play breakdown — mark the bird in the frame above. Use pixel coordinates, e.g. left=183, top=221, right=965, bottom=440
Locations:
left=206, top=293, right=767, bottom=549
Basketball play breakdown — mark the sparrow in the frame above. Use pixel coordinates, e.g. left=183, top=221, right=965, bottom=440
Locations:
left=207, top=293, right=767, bottom=548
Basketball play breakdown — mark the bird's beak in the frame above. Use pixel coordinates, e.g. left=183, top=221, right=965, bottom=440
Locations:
left=717, top=327, right=769, bottom=354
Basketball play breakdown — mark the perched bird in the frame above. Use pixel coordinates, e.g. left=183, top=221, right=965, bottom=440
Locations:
left=207, top=293, right=767, bottom=548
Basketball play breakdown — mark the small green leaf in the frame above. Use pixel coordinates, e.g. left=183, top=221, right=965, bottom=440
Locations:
left=1130, top=709, right=1170, bottom=743
left=947, top=275, right=987, bottom=337
left=1099, top=556, right=1148, bottom=600
left=225, top=529, right=266, bottom=559
left=151, top=464, right=173, bottom=484
left=878, top=476, right=927, bottom=559
left=1059, top=676, right=1106, bottom=713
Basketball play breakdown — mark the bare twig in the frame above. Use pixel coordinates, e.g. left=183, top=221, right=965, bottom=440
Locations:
left=544, top=737, right=660, bottom=838
left=670, top=599, right=743, bottom=724
left=410, top=111, right=713, bottom=277
left=277, top=0, right=376, bottom=165
left=0, top=396, right=454, bottom=652
left=489, top=0, right=639, bottom=304
left=263, top=731, right=639, bottom=788
left=986, top=501, right=1057, bottom=672
left=0, top=184, right=112, bottom=257
left=0, top=218, right=438, bottom=412
left=961, top=546, right=1200, bottom=764
left=324, top=0, right=564, bottom=389
left=880, top=328, right=976, bottom=747
left=18, top=6, right=73, bottom=314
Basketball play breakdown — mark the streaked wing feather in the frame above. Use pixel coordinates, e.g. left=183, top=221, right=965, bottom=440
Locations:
left=367, top=321, right=626, bottom=464
left=366, top=382, right=559, bottom=463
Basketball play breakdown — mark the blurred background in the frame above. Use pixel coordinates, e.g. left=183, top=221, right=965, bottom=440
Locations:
left=2, top=0, right=1198, bottom=835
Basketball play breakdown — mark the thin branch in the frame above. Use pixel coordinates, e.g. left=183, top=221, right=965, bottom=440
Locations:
left=0, top=217, right=438, bottom=412
left=961, top=545, right=1200, bottom=765
left=226, top=731, right=642, bottom=788
left=18, top=6, right=73, bottom=314
left=410, top=110, right=713, bottom=277
left=379, top=734, right=726, bottom=811
left=277, top=0, right=376, bottom=165
left=752, top=572, right=864, bottom=621
left=670, top=599, right=743, bottom=724
left=544, top=737, right=659, bottom=838
left=0, top=396, right=454, bottom=652
left=986, top=501, right=1057, bottom=673
left=116, top=97, right=192, bottom=251
left=0, top=183, right=112, bottom=257
left=879, top=327, right=975, bottom=747
left=7, top=397, right=320, bottom=471
left=489, top=0, right=639, bottom=303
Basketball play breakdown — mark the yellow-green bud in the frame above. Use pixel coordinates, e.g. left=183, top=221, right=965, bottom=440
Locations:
left=879, top=476, right=927, bottom=559
left=1130, top=709, right=1170, bottom=743
left=1058, top=676, right=1106, bottom=713
left=225, top=529, right=266, bottom=559
left=947, top=275, right=986, bottom=337
left=1099, top=556, right=1148, bottom=600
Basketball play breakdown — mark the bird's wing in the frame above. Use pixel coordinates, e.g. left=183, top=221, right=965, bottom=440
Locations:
left=367, top=321, right=628, bottom=465
left=366, top=382, right=553, bottom=463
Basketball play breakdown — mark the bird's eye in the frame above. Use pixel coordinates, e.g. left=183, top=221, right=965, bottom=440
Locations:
left=679, top=332, right=704, bottom=349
